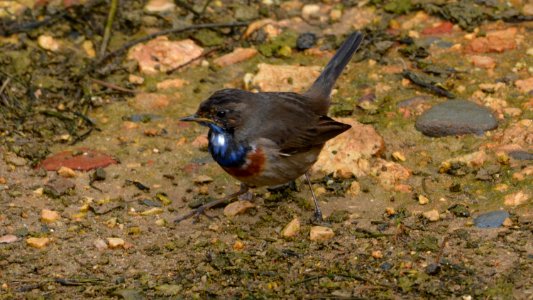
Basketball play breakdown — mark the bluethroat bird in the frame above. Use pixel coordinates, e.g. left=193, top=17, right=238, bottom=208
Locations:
left=175, top=32, right=364, bottom=223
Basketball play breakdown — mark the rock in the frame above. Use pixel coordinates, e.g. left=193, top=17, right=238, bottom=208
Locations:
left=128, top=74, right=145, bottom=85
left=372, top=159, right=411, bottom=189
left=4, top=153, right=26, bottom=166
left=440, top=150, right=488, bottom=172
left=38, top=35, right=61, bottom=52
left=57, top=166, right=76, bottom=178
left=502, top=218, right=513, bottom=227
left=40, top=148, right=117, bottom=171
left=313, top=118, right=384, bottom=177
left=43, top=177, right=75, bottom=198
left=415, top=100, right=498, bottom=137
left=474, top=210, right=509, bottom=228
left=392, top=151, right=406, bottom=162
left=418, top=195, right=429, bottom=205
left=251, top=63, right=321, bottom=93
left=467, top=28, right=517, bottom=53
left=422, top=210, right=440, bottom=222
left=296, top=33, right=316, bottom=50
left=422, top=21, right=454, bottom=35
left=347, top=181, right=361, bottom=196
left=372, top=250, right=383, bottom=259
left=107, top=237, right=125, bottom=249
left=127, top=37, right=203, bottom=74
left=301, top=4, right=320, bottom=19
left=193, top=175, right=213, bottom=184
left=41, top=209, right=60, bottom=223
left=223, top=201, right=254, bottom=218
left=213, top=48, right=258, bottom=67
left=130, top=93, right=172, bottom=110
left=82, top=40, right=96, bottom=58
left=281, top=218, right=300, bottom=237
left=156, top=78, right=188, bottom=90
left=144, top=0, right=175, bottom=13
left=504, top=191, right=529, bottom=206
left=191, top=135, right=208, bottom=150
left=140, top=207, right=164, bottom=216
left=310, top=226, right=335, bottom=242
left=93, top=239, right=108, bottom=251
left=233, top=240, right=244, bottom=251
left=27, top=237, right=50, bottom=249
left=0, top=234, right=18, bottom=244
left=470, top=55, right=496, bottom=69
left=515, top=77, right=533, bottom=94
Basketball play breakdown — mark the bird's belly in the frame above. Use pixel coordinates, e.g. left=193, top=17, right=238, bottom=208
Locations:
left=222, top=146, right=322, bottom=187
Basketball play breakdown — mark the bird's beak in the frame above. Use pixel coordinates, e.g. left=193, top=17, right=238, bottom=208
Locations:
left=180, top=115, right=214, bottom=124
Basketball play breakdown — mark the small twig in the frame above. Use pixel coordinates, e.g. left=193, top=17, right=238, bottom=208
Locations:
left=0, top=77, right=11, bottom=95
left=99, top=0, right=119, bottom=58
left=89, top=77, right=138, bottom=94
left=434, top=235, right=449, bottom=264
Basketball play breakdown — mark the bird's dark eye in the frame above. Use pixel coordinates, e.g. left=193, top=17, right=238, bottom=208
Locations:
left=216, top=110, right=226, bottom=118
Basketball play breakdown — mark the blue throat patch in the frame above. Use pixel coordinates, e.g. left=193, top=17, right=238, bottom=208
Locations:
left=206, top=124, right=248, bottom=168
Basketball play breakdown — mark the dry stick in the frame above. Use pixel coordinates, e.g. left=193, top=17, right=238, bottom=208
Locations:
left=434, top=235, right=449, bottom=264
left=85, top=21, right=249, bottom=74
left=0, top=77, right=11, bottom=95
left=99, top=0, right=119, bottom=58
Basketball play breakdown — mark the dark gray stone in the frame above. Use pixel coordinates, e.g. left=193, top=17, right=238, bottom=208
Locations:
left=509, top=151, right=533, bottom=160
left=296, top=33, right=316, bottom=50
left=415, top=100, right=497, bottom=137
left=474, top=210, right=509, bottom=228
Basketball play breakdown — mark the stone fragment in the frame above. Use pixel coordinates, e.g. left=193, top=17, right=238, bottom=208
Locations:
left=43, top=178, right=75, bottom=198
left=214, top=48, right=258, bottom=67
left=40, top=148, right=117, bottom=171
left=422, top=210, right=440, bottom=222
left=191, top=135, right=208, bottom=150
left=93, top=239, right=108, bottom=251
left=415, top=100, right=497, bottom=137
left=127, top=37, right=203, bottom=74
left=4, top=153, right=26, bottom=166
left=470, top=55, right=496, bottom=69
left=144, top=0, right=175, bottom=13
left=418, top=195, right=429, bottom=205
left=107, top=237, right=125, bottom=249
left=281, top=218, right=300, bottom=238
left=0, top=235, right=18, bottom=244
left=474, top=211, right=509, bottom=228
left=130, top=93, right=172, bottom=110
left=41, top=209, right=60, bottom=223
left=233, top=240, right=244, bottom=251
left=504, top=191, right=529, bottom=206
left=372, top=250, right=383, bottom=259
left=156, top=78, right=188, bottom=90
left=128, top=74, right=145, bottom=85
left=27, top=237, right=50, bottom=249
left=310, top=226, right=335, bottom=241
left=223, top=201, right=254, bottom=217
left=251, top=63, right=321, bottom=93
left=515, top=77, right=533, bottom=94
left=38, top=35, right=61, bottom=52
left=140, top=207, right=164, bottom=216
left=57, top=166, right=76, bottom=178
left=313, top=118, right=384, bottom=177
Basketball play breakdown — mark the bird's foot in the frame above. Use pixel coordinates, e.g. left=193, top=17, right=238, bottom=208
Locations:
left=238, top=191, right=254, bottom=201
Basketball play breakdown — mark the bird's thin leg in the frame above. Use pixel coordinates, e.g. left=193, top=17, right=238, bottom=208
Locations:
left=174, top=183, right=249, bottom=224
left=304, top=172, right=323, bottom=222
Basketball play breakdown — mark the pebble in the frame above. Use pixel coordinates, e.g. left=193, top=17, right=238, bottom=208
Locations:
left=27, top=237, right=50, bottom=249
left=131, top=93, right=171, bottom=110
left=296, top=33, right=317, bottom=50
left=474, top=210, right=509, bottom=228
left=193, top=175, right=213, bottom=184
left=128, top=74, right=145, bottom=85
left=213, top=48, right=258, bottom=67
left=415, top=100, right=498, bottom=137
left=4, top=153, right=26, bottom=166
left=0, top=234, right=18, bottom=244
left=504, top=191, right=529, bottom=206
left=418, top=195, right=429, bottom=205
left=43, top=178, right=75, bottom=198
left=251, top=63, right=321, bottom=93
left=144, top=0, right=175, bottom=13
left=515, top=77, right=533, bottom=94
left=301, top=4, right=320, bottom=19
left=281, top=217, right=300, bottom=238
left=57, top=166, right=76, bottom=178
left=93, top=239, right=108, bottom=251
left=309, top=226, right=335, bottom=242
left=392, top=151, right=406, bottom=162
left=470, top=55, right=496, bottom=69
left=372, top=250, right=383, bottom=259
left=233, top=240, right=245, bottom=251
left=107, top=237, right=125, bottom=249
left=82, top=40, right=96, bottom=58
left=140, top=207, right=164, bottom=216
left=41, top=209, right=60, bottom=223
left=191, top=135, right=208, bottom=150
left=347, top=181, right=361, bottom=196
left=422, top=210, right=440, bottom=222
left=156, top=78, right=188, bottom=90
left=502, top=218, right=513, bottom=227
left=37, top=35, right=61, bottom=52
left=223, top=201, right=254, bottom=217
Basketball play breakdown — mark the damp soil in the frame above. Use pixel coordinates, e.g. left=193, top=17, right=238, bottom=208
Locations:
left=1, top=0, right=532, bottom=299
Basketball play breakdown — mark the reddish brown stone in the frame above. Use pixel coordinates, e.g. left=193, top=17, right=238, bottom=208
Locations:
left=422, top=22, right=454, bottom=35
left=39, top=148, right=117, bottom=171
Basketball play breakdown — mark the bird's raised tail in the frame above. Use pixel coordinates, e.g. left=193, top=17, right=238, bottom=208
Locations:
left=304, top=32, right=364, bottom=114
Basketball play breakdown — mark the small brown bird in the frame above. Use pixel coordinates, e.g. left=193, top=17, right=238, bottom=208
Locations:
left=176, top=32, right=364, bottom=223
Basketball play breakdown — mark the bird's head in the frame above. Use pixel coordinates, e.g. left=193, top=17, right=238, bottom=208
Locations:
left=181, top=89, right=250, bottom=133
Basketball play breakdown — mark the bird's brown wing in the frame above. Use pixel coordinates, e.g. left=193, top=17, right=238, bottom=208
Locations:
left=238, top=92, right=351, bottom=155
